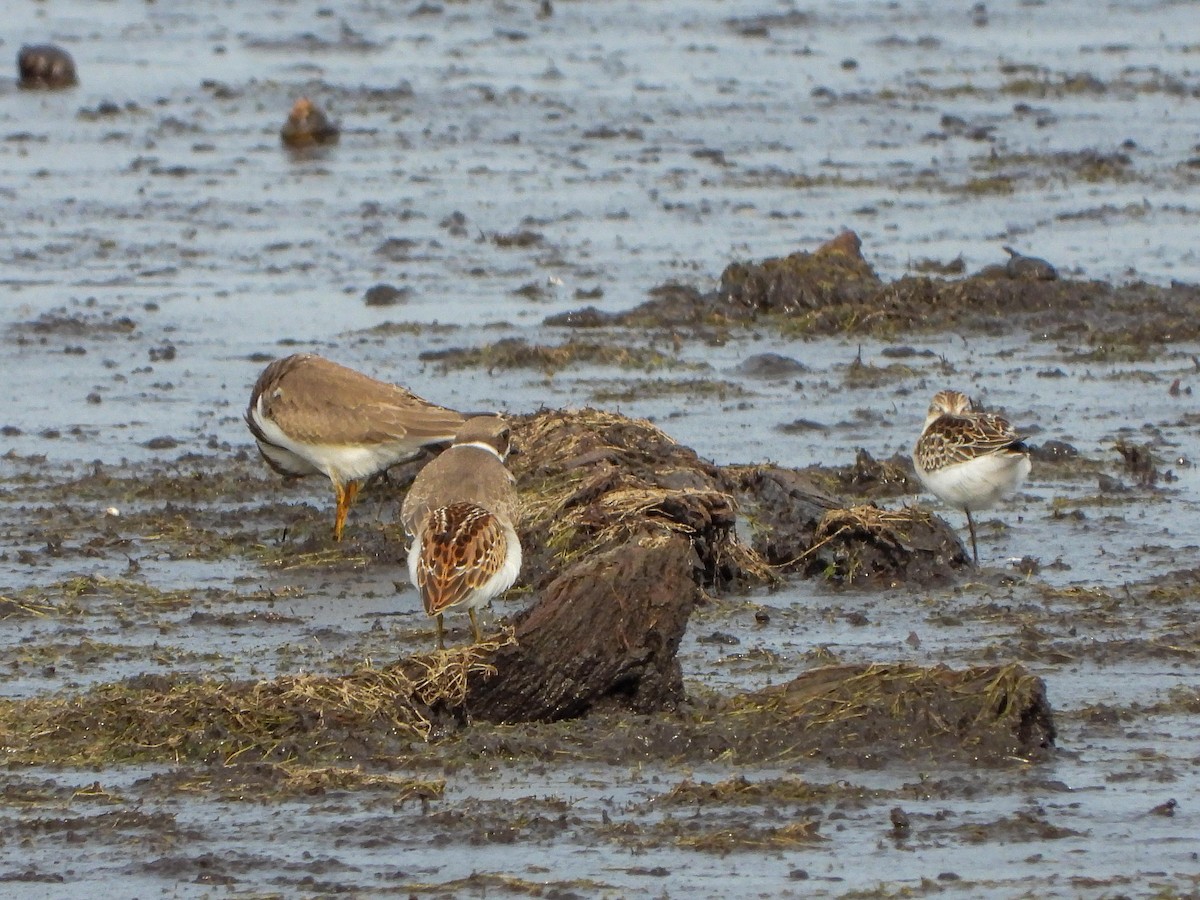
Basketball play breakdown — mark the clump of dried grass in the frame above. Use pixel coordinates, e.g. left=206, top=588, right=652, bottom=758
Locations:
left=721, top=662, right=1054, bottom=763
left=0, top=630, right=515, bottom=766
left=511, top=408, right=774, bottom=586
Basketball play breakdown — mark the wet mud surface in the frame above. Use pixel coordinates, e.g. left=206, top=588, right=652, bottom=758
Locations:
left=4, top=0, right=1200, bottom=897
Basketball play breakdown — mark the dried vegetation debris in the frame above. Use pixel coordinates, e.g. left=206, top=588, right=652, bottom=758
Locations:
left=722, top=662, right=1056, bottom=765
left=0, top=408, right=1027, bottom=764
left=543, top=229, right=1200, bottom=346
left=0, top=638, right=511, bottom=766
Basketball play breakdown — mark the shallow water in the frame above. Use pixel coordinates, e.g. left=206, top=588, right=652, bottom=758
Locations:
left=3, top=0, right=1200, bottom=896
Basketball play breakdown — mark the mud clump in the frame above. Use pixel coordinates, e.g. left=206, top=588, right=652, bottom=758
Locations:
left=718, top=229, right=882, bottom=316
left=718, top=662, right=1056, bottom=766
left=510, top=408, right=764, bottom=591
left=803, top=504, right=968, bottom=587
left=544, top=231, right=1200, bottom=346
left=730, top=457, right=963, bottom=582
left=18, top=44, right=78, bottom=90
left=728, top=465, right=840, bottom=570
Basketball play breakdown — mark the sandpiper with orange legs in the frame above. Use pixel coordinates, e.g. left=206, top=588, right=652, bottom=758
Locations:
left=246, top=353, right=466, bottom=542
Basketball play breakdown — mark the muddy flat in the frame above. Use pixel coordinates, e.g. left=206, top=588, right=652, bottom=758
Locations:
left=3, top=0, right=1200, bottom=897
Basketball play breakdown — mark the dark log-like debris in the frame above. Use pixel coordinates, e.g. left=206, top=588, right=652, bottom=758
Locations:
left=464, top=532, right=697, bottom=722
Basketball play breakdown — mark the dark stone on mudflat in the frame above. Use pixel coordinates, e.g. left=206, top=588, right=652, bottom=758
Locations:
left=364, top=283, right=410, bottom=306
left=1003, top=245, right=1058, bottom=281
left=18, top=44, right=77, bottom=89
left=734, top=352, right=808, bottom=378
left=1028, top=439, right=1078, bottom=462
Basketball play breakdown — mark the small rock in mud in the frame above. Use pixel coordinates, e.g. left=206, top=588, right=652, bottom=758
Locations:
left=1003, top=246, right=1058, bottom=281
left=363, top=284, right=410, bottom=307
left=734, top=352, right=808, bottom=378
left=18, top=44, right=78, bottom=89
left=1028, top=439, right=1079, bottom=462
left=776, top=418, right=828, bottom=434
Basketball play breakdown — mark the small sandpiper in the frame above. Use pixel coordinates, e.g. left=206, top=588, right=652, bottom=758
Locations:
left=280, top=97, right=340, bottom=148
left=246, top=353, right=466, bottom=542
left=912, top=389, right=1031, bottom=565
left=401, top=416, right=522, bottom=649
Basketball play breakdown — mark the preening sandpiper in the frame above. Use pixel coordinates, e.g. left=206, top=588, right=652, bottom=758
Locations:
left=246, top=353, right=466, bottom=542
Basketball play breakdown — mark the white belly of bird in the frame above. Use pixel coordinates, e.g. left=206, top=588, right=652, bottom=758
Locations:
left=407, top=520, right=523, bottom=612
left=250, top=403, right=414, bottom=483
left=916, top=451, right=1031, bottom=512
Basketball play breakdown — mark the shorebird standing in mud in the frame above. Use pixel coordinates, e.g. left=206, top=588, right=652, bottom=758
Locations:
left=912, top=390, right=1032, bottom=565
left=245, top=353, right=466, bottom=542
left=401, top=417, right=522, bottom=650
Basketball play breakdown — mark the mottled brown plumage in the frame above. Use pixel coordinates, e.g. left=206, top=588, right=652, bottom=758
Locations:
left=401, top=417, right=521, bottom=648
left=913, top=390, right=1025, bottom=473
left=415, top=503, right=511, bottom=617
left=912, top=390, right=1031, bottom=565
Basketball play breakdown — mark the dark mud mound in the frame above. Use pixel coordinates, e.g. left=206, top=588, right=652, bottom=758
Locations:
left=509, top=408, right=766, bottom=591
left=718, top=229, right=882, bottom=316
left=717, top=662, right=1055, bottom=766
left=545, top=230, right=1200, bottom=344
left=465, top=533, right=697, bottom=722
left=460, top=409, right=769, bottom=721
left=727, top=465, right=840, bottom=569
left=730, top=461, right=965, bottom=582
left=804, top=504, right=967, bottom=587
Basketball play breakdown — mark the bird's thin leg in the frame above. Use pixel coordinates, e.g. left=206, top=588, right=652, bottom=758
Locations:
left=435, top=613, right=446, bottom=650
left=965, top=509, right=979, bottom=566
left=469, top=608, right=482, bottom=643
left=332, top=480, right=360, bottom=542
